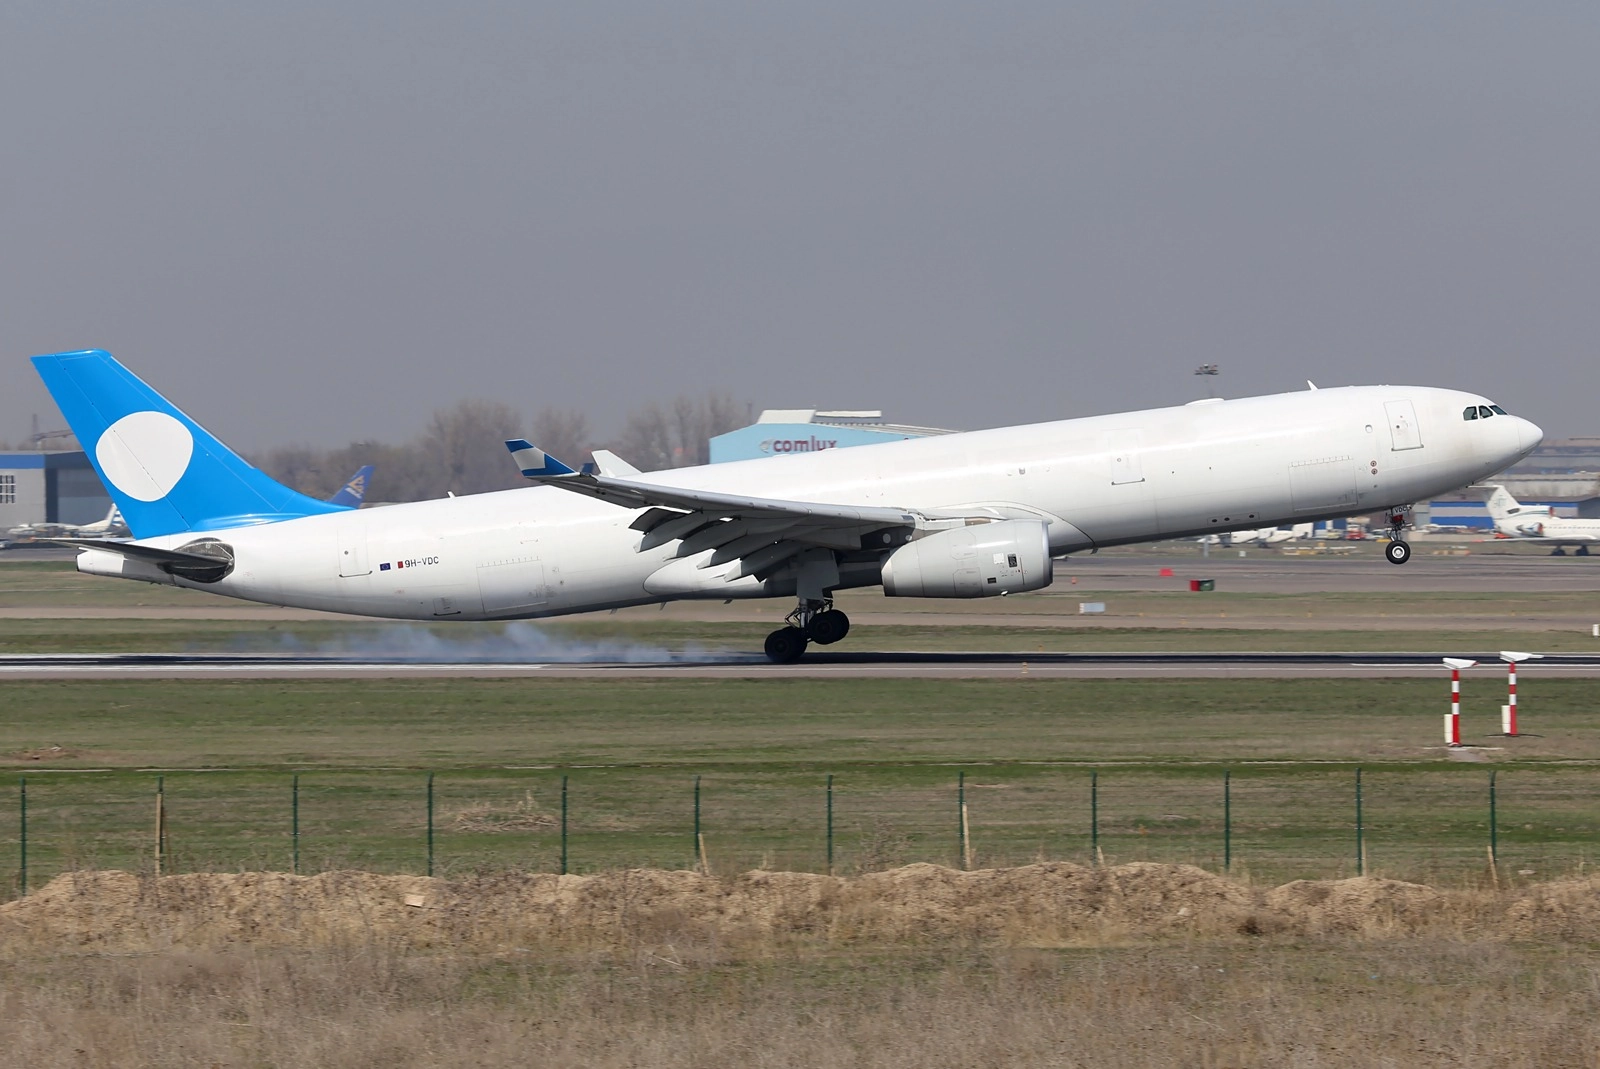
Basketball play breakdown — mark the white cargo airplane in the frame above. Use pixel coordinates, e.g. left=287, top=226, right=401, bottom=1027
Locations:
left=1480, top=484, right=1600, bottom=554
left=7, top=503, right=126, bottom=541
left=33, top=351, right=1540, bottom=662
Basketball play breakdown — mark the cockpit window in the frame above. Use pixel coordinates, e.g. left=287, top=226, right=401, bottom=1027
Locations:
left=1490, top=405, right=1507, bottom=415
left=1463, top=406, right=1479, bottom=421
left=1478, top=406, right=1495, bottom=419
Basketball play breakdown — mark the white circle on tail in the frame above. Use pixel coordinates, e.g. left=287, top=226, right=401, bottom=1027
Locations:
left=96, top=411, right=194, bottom=502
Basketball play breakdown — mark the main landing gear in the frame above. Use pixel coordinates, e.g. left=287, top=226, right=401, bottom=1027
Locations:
left=1384, top=507, right=1413, bottom=566
left=764, top=599, right=851, bottom=664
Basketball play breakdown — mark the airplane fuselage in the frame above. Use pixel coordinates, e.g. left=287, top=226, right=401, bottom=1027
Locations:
left=83, top=384, right=1539, bottom=620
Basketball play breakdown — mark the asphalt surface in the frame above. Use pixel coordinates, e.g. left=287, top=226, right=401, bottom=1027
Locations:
left=6, top=650, right=1600, bottom=679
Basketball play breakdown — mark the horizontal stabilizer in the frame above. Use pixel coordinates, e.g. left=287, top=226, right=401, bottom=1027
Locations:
left=53, top=537, right=236, bottom=583
left=505, top=439, right=579, bottom=478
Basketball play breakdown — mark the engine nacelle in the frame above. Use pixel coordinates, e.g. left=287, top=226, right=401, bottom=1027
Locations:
left=880, top=519, right=1053, bottom=598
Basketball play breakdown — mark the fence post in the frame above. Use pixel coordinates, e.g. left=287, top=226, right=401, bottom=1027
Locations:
left=693, top=775, right=702, bottom=873
left=957, top=770, right=967, bottom=870
left=1354, top=767, right=1364, bottom=877
left=291, top=774, right=299, bottom=875
left=560, top=774, right=569, bottom=876
left=1090, top=769, right=1099, bottom=866
left=826, top=774, right=834, bottom=876
left=18, top=777, right=25, bottom=898
left=155, top=775, right=166, bottom=877
left=1488, top=769, right=1498, bottom=866
left=1223, top=770, right=1232, bottom=872
left=426, top=772, right=435, bottom=877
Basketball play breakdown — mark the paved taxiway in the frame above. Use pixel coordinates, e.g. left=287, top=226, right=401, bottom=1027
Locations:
left=7, top=651, right=1600, bottom=680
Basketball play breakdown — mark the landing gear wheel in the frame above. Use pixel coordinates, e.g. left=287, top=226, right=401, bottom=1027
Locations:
left=1579, top=547, right=1591, bottom=557
left=1552, top=547, right=1569, bottom=556
left=1385, top=539, right=1412, bottom=565
left=764, top=626, right=809, bottom=664
left=807, top=609, right=851, bottom=645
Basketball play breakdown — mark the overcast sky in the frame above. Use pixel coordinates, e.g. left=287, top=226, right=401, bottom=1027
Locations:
left=2, top=3, right=1596, bottom=449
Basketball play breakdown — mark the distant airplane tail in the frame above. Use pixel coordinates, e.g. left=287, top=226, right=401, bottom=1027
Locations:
left=1479, top=484, right=1525, bottom=522
left=327, top=465, right=374, bottom=508
left=30, top=349, right=344, bottom=540
left=77, top=503, right=124, bottom=536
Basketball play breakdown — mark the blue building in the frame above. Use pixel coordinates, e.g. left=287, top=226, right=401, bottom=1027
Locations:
left=709, top=410, right=951, bottom=464
left=0, top=451, right=113, bottom=531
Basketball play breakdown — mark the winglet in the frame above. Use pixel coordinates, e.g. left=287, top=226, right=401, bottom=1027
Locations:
left=505, top=439, right=579, bottom=478
left=590, top=449, right=642, bottom=478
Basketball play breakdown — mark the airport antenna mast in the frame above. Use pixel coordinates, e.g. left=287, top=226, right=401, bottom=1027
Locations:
left=1193, top=363, right=1220, bottom=398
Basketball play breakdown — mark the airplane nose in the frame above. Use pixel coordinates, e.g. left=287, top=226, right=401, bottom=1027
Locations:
left=1516, top=416, right=1543, bottom=455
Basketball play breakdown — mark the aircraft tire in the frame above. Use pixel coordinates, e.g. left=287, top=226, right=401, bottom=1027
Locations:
left=1579, top=547, right=1591, bottom=556
left=1552, top=548, right=1568, bottom=556
left=807, top=610, right=850, bottom=645
left=764, top=626, right=809, bottom=664
left=1384, top=540, right=1411, bottom=565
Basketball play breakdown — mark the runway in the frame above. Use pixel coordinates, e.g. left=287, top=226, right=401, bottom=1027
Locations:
left=8, top=650, right=1600, bottom=679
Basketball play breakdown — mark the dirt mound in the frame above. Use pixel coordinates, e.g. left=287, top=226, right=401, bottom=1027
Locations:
left=1503, top=875, right=1600, bottom=940
left=2, top=863, right=1591, bottom=951
left=1265, top=877, right=1444, bottom=936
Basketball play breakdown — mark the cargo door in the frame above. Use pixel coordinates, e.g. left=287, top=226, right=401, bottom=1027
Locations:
left=1289, top=457, right=1359, bottom=513
left=1384, top=400, right=1424, bottom=451
left=477, top=557, right=549, bottom=614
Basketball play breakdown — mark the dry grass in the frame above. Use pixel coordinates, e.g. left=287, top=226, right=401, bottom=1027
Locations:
left=0, top=942, right=1596, bottom=1068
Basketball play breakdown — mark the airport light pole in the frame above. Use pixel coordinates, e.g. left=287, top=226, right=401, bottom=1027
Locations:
left=1498, top=652, right=1543, bottom=736
left=1442, top=658, right=1476, bottom=747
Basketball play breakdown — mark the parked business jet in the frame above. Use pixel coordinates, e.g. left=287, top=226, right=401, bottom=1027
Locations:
left=32, top=351, right=1540, bottom=661
left=1480, top=484, right=1600, bottom=554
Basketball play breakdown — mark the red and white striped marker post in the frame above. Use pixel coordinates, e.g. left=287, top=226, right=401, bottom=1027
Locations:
left=1499, top=652, right=1543, bottom=736
left=1443, top=658, right=1476, bottom=747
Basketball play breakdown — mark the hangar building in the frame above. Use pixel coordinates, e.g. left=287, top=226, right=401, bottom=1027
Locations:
left=709, top=410, right=951, bottom=464
left=0, top=451, right=113, bottom=531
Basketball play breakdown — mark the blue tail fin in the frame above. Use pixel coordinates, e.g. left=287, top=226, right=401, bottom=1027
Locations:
left=30, top=349, right=344, bottom=539
left=327, top=464, right=374, bottom=508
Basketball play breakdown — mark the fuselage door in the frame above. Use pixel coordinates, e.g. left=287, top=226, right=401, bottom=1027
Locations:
left=1384, top=400, right=1424, bottom=451
left=335, top=513, right=371, bottom=577
left=1109, top=430, right=1146, bottom=485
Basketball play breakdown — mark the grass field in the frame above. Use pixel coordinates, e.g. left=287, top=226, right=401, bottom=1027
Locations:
left=4, top=677, right=1599, bottom=891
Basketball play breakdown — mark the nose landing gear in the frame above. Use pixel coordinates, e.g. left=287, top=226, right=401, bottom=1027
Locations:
left=764, top=598, right=852, bottom=663
left=1384, top=506, right=1414, bottom=566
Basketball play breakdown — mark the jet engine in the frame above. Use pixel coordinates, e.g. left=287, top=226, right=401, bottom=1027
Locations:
left=880, top=519, right=1052, bottom=598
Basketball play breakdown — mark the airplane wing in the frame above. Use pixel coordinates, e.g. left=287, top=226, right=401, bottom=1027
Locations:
left=506, top=440, right=920, bottom=579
